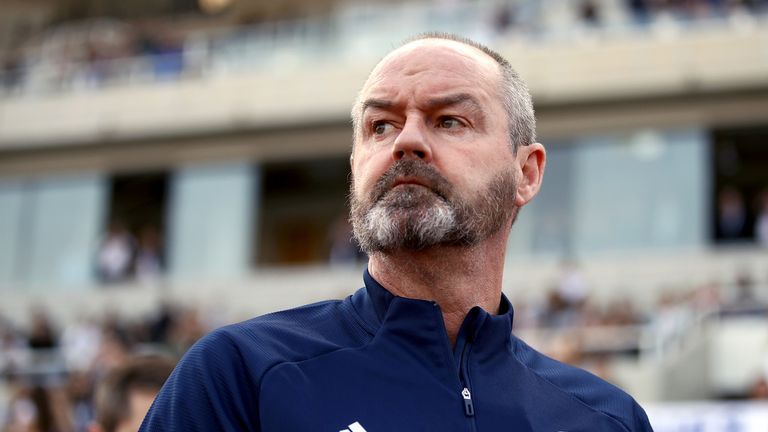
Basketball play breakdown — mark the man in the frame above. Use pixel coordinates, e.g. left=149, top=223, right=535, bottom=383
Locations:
left=90, top=356, right=175, bottom=432
left=141, top=33, right=653, bottom=431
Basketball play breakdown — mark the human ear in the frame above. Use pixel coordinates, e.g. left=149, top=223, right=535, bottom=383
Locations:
left=514, top=142, right=546, bottom=207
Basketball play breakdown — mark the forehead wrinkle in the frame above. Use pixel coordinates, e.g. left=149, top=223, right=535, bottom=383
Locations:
left=362, top=93, right=484, bottom=115
left=424, top=93, right=484, bottom=113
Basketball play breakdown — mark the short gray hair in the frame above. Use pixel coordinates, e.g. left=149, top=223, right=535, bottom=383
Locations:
left=351, top=32, right=536, bottom=151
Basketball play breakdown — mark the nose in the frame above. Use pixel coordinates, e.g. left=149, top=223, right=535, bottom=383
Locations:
left=392, top=117, right=432, bottom=162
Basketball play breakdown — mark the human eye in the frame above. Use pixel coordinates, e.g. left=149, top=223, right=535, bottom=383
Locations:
left=436, top=116, right=465, bottom=130
left=372, top=120, right=395, bottom=136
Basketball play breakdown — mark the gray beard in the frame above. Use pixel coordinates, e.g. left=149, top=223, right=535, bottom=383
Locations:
left=349, top=159, right=518, bottom=254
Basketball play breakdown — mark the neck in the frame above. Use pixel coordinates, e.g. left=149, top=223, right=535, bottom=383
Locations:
left=368, top=228, right=509, bottom=345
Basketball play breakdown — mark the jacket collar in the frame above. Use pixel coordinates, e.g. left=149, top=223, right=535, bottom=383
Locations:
left=354, top=268, right=515, bottom=355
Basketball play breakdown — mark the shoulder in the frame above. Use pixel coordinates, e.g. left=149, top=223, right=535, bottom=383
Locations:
left=511, top=335, right=653, bottom=432
left=197, top=297, right=372, bottom=377
left=141, top=297, right=371, bottom=431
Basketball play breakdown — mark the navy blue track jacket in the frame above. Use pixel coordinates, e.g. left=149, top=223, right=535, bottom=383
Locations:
left=141, top=270, right=653, bottom=431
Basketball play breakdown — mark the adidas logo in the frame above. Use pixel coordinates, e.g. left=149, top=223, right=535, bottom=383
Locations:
left=339, top=421, right=368, bottom=432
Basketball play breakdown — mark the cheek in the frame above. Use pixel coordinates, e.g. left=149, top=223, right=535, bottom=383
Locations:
left=350, top=169, right=375, bottom=204
left=444, top=151, right=513, bottom=194
left=352, top=154, right=390, bottom=196
left=358, top=174, right=384, bottom=201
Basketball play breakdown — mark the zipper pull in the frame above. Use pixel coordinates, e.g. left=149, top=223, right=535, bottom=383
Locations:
left=461, top=387, right=475, bottom=417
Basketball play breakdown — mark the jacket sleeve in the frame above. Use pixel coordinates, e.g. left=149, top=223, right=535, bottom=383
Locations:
left=140, top=328, right=261, bottom=431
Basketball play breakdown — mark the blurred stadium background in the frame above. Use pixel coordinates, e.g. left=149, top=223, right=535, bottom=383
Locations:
left=1, top=0, right=768, bottom=430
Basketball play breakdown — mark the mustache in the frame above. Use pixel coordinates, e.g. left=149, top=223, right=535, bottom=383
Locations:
left=371, top=159, right=453, bottom=203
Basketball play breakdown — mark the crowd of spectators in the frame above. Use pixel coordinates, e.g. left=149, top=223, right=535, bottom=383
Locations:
left=0, top=303, right=206, bottom=431
left=621, top=0, right=768, bottom=22
left=2, top=0, right=768, bottom=97
left=511, top=263, right=768, bottom=388
left=492, top=0, right=768, bottom=34
left=0, top=19, right=186, bottom=95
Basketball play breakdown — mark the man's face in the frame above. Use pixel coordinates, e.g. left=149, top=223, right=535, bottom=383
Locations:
left=350, top=39, right=519, bottom=253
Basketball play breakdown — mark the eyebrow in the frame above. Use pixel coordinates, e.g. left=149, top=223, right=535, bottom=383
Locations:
left=360, top=93, right=485, bottom=116
left=425, top=93, right=483, bottom=112
left=361, top=98, right=394, bottom=114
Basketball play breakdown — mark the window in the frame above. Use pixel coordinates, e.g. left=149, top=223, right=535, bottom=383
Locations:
left=256, top=157, right=361, bottom=265
left=98, top=172, right=168, bottom=283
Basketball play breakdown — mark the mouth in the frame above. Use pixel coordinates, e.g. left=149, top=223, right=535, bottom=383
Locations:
left=367, top=160, right=453, bottom=204
left=386, top=176, right=449, bottom=202
left=392, top=177, right=430, bottom=189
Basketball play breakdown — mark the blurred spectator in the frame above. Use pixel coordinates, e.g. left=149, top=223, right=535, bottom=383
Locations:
left=547, top=332, right=584, bottom=366
left=602, top=298, right=640, bottom=326
left=4, top=379, right=38, bottom=432
left=96, top=221, right=137, bottom=284
left=509, top=298, right=544, bottom=330
left=68, top=371, right=96, bottom=432
left=651, top=291, right=694, bottom=353
left=5, top=383, right=72, bottom=432
left=27, top=309, right=57, bottom=351
left=0, top=318, right=28, bottom=375
left=493, top=3, right=516, bottom=34
left=626, top=0, right=652, bottom=25
left=166, top=308, right=205, bottom=357
left=135, top=226, right=164, bottom=282
left=89, top=356, right=175, bottom=432
left=542, top=287, right=569, bottom=327
left=717, top=186, right=748, bottom=241
left=557, top=259, right=590, bottom=310
left=749, top=376, right=768, bottom=399
left=148, top=303, right=177, bottom=344
left=578, top=0, right=602, bottom=26
left=145, top=31, right=185, bottom=80
left=61, top=318, right=102, bottom=372
left=539, top=260, right=595, bottom=328
left=1, top=49, right=24, bottom=92
left=721, top=270, right=768, bottom=315
left=734, top=270, right=756, bottom=302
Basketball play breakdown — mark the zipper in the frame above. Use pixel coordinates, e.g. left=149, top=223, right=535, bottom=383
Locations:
left=456, top=329, right=475, bottom=419
left=461, top=387, right=474, bottom=416
left=441, top=302, right=478, bottom=429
